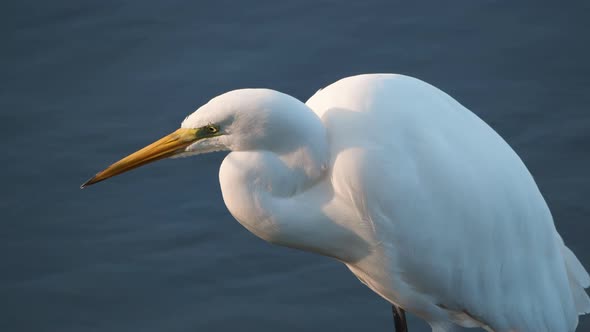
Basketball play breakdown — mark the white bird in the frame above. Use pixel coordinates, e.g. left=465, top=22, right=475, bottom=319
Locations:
left=82, top=74, right=590, bottom=332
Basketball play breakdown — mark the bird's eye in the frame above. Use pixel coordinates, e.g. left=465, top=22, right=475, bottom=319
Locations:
left=206, top=124, right=219, bottom=134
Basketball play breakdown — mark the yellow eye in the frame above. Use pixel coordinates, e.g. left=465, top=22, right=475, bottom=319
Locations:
left=206, top=124, right=218, bottom=133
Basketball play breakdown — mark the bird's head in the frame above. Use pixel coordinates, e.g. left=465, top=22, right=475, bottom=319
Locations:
left=81, top=88, right=324, bottom=188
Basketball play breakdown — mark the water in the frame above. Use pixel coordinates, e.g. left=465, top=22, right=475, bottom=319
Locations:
left=2, top=1, right=589, bottom=331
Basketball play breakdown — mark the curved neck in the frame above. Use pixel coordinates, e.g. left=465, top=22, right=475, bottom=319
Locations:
left=219, top=136, right=328, bottom=238
left=220, top=150, right=366, bottom=262
left=218, top=104, right=367, bottom=262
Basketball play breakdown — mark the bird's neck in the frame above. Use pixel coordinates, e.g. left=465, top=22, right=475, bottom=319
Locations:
left=218, top=119, right=366, bottom=262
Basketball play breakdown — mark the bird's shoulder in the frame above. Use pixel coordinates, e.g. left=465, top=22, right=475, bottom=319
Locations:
left=307, top=74, right=585, bottom=331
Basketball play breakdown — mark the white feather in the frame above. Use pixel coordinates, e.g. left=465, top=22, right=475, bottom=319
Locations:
left=180, top=73, right=589, bottom=331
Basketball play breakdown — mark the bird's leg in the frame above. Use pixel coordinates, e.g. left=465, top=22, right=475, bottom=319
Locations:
left=392, top=305, right=408, bottom=332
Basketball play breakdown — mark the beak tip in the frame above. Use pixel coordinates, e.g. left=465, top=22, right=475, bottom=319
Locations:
left=80, top=176, right=97, bottom=189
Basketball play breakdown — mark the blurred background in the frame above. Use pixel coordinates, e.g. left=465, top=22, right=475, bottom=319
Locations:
left=2, top=1, right=589, bottom=331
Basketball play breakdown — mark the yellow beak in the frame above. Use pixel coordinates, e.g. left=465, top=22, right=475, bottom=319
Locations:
left=81, top=128, right=199, bottom=188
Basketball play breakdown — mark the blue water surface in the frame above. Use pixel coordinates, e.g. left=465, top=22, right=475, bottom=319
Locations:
left=2, top=1, right=589, bottom=331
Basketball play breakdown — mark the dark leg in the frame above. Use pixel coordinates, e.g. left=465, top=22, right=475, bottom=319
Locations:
left=392, top=305, right=408, bottom=332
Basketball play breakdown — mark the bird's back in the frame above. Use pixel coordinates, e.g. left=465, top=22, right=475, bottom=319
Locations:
left=306, top=74, right=590, bottom=331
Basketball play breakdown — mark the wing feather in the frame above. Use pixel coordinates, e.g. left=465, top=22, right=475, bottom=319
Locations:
left=307, top=74, right=588, bottom=331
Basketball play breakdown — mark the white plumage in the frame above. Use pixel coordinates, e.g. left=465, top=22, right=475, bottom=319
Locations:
left=84, top=74, right=590, bottom=331
left=304, top=75, right=590, bottom=331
